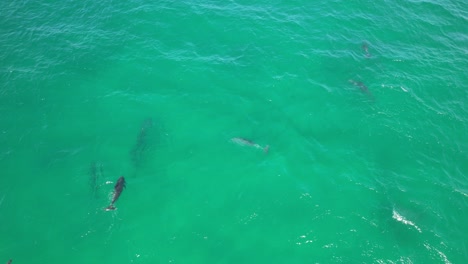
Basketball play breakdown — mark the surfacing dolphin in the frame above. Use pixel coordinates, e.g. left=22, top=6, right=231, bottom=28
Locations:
left=231, top=137, right=269, bottom=153
left=105, top=176, right=126, bottom=211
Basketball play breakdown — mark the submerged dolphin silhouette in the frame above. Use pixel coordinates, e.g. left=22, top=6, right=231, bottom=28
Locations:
left=89, top=161, right=103, bottom=197
left=131, top=118, right=154, bottom=167
left=349, top=79, right=369, bottom=93
left=362, top=42, right=371, bottom=57
left=231, top=137, right=269, bottom=153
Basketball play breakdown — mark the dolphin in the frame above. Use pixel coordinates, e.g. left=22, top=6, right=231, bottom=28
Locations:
left=231, top=137, right=269, bottom=153
left=362, top=42, right=371, bottom=57
left=6, top=260, right=12, bottom=264
left=131, top=118, right=154, bottom=167
left=89, top=161, right=103, bottom=197
left=105, top=176, right=126, bottom=211
left=349, top=79, right=369, bottom=93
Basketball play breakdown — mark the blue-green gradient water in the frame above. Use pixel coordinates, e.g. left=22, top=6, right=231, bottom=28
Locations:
left=1, top=0, right=467, bottom=263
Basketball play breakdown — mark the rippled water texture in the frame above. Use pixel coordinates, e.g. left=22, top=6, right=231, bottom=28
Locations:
left=1, top=0, right=467, bottom=263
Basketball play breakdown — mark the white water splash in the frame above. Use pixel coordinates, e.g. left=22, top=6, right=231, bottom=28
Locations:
left=454, top=189, right=468, bottom=197
left=392, top=209, right=422, bottom=233
left=424, top=243, right=452, bottom=264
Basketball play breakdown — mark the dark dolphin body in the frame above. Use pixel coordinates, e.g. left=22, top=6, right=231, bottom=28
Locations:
left=131, top=118, right=154, bottom=167
left=105, top=176, right=126, bottom=211
left=7, top=260, right=12, bottom=264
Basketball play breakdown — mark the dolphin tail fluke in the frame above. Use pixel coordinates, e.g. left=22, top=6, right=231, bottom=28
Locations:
left=263, top=145, right=270, bottom=153
left=105, top=204, right=116, bottom=211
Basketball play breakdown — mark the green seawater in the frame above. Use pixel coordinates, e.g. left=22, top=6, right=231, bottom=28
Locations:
left=1, top=0, right=467, bottom=263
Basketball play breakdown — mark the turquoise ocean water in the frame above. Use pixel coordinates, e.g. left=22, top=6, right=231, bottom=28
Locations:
left=1, top=0, right=467, bottom=263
